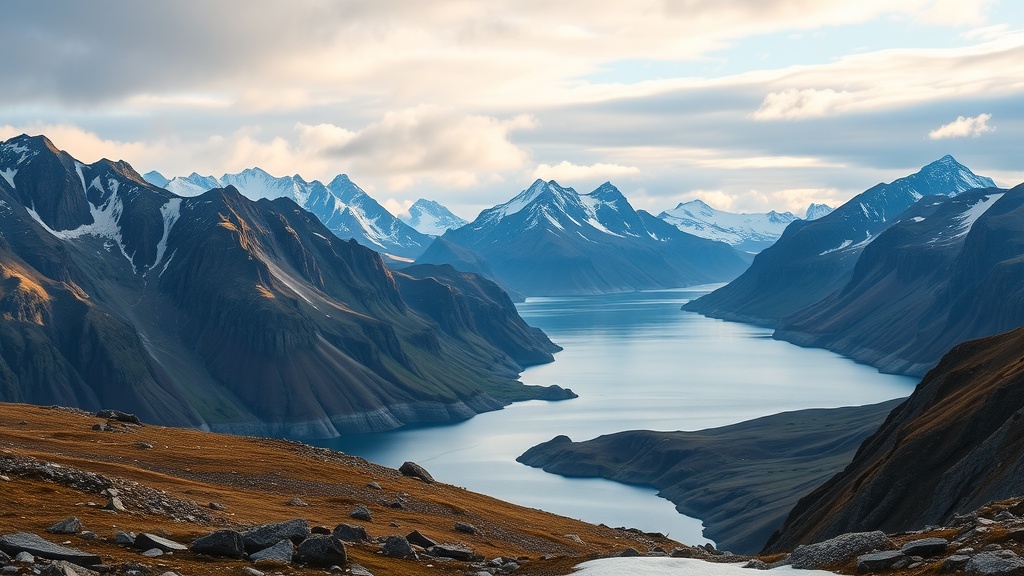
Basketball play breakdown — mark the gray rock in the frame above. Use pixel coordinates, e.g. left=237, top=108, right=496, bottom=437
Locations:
left=455, top=522, right=478, bottom=535
left=47, top=518, right=83, bottom=535
left=966, top=552, right=1024, bottom=575
left=0, top=533, right=101, bottom=566
left=14, top=552, right=34, bottom=564
left=399, top=461, right=435, bottom=484
left=249, top=539, right=294, bottom=564
left=140, top=548, right=163, bottom=557
left=789, top=531, right=893, bottom=570
left=349, top=564, right=374, bottom=576
left=40, top=561, right=101, bottom=576
left=190, top=529, right=246, bottom=558
left=744, top=559, right=770, bottom=569
left=104, top=496, right=126, bottom=512
left=381, top=535, right=415, bottom=558
left=942, top=555, right=972, bottom=572
left=902, top=537, right=949, bottom=557
left=0, top=549, right=8, bottom=564
left=241, top=518, right=310, bottom=552
left=294, top=535, right=347, bottom=567
left=349, top=505, right=372, bottom=522
left=428, top=543, right=478, bottom=561
left=133, top=533, right=186, bottom=553
left=286, top=497, right=308, bottom=507
left=114, top=532, right=135, bottom=546
left=208, top=502, right=225, bottom=511
left=405, top=530, right=437, bottom=548
left=856, top=550, right=906, bottom=573
left=241, top=568, right=264, bottom=576
left=367, top=482, right=382, bottom=490
left=95, top=409, right=142, bottom=425
left=79, top=532, right=97, bottom=541
left=616, top=547, right=641, bottom=557
left=135, top=442, right=154, bottom=450
left=1, top=566, right=16, bottom=575
left=332, top=524, right=369, bottom=543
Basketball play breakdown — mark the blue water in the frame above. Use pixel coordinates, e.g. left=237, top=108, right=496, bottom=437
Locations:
left=317, top=286, right=917, bottom=545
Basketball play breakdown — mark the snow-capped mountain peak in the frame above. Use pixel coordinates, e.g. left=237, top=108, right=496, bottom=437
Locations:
left=658, top=200, right=798, bottom=252
left=400, top=198, right=468, bottom=236
left=805, top=203, right=834, bottom=220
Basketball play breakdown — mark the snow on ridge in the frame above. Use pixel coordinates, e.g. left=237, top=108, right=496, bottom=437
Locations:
left=0, top=168, right=16, bottom=189
left=819, top=239, right=853, bottom=256
left=953, top=192, right=1004, bottom=238
left=152, top=198, right=183, bottom=271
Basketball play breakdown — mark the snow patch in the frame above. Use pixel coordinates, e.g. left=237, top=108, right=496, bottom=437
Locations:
left=953, top=192, right=1004, bottom=238
left=151, top=198, right=183, bottom=270
left=819, top=239, right=853, bottom=256
left=572, top=557, right=836, bottom=576
left=74, top=162, right=88, bottom=194
left=0, top=168, right=16, bottom=189
left=910, top=216, right=925, bottom=223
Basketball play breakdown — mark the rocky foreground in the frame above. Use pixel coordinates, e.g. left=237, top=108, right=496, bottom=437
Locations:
left=0, top=403, right=726, bottom=576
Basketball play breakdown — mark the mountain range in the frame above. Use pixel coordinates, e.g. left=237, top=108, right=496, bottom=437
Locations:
left=418, top=180, right=752, bottom=296
left=657, top=200, right=832, bottom=253
left=683, top=155, right=995, bottom=328
left=0, top=134, right=566, bottom=437
left=399, top=198, right=468, bottom=236
left=145, top=168, right=432, bottom=261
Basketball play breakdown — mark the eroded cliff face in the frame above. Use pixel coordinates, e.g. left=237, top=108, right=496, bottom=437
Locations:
left=765, top=325, right=1024, bottom=553
left=0, top=134, right=562, bottom=437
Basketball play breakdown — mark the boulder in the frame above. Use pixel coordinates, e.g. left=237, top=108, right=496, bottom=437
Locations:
left=405, top=531, right=437, bottom=548
left=0, top=533, right=102, bottom=566
left=399, top=461, right=435, bottom=484
left=615, top=547, right=641, bottom=557
left=104, top=496, right=126, bottom=512
left=242, top=518, right=310, bottom=552
left=332, top=524, right=369, bottom=543
left=349, top=564, right=374, bottom=576
left=789, top=531, right=893, bottom=569
left=286, top=497, right=308, bottom=507
left=349, top=505, right=372, bottom=522
left=40, top=561, right=101, bottom=576
left=95, top=409, right=142, bottom=425
left=455, top=522, right=478, bottom=534
left=46, top=518, right=82, bottom=535
left=428, top=543, right=479, bottom=561
left=190, top=529, right=245, bottom=559
left=140, top=548, right=163, bottom=557
left=381, top=536, right=415, bottom=558
left=856, top=550, right=906, bottom=573
left=132, top=533, right=186, bottom=553
left=294, top=535, right=347, bottom=567
left=966, top=552, right=1024, bottom=575
left=249, top=539, right=294, bottom=564
left=942, top=555, right=972, bottom=573
left=901, top=537, right=948, bottom=557
left=114, top=532, right=135, bottom=546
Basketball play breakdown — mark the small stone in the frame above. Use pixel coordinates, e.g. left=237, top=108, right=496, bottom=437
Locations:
left=348, top=564, right=374, bottom=576
left=135, top=442, right=154, bottom=450
left=333, top=524, right=369, bottom=543
left=427, top=543, right=478, bottom=561
left=367, top=482, right=381, bottom=490
left=0, top=566, right=15, bottom=575
left=311, top=526, right=331, bottom=535
left=132, top=533, right=187, bottom=552
left=140, top=548, right=163, bottom=557
left=47, top=517, right=83, bottom=534
left=14, top=552, right=34, bottom=564
left=616, top=548, right=641, bottom=557
left=966, top=551, right=1024, bottom=575
left=329, top=566, right=344, bottom=574
left=381, top=536, right=415, bottom=558
left=0, top=475, right=8, bottom=482
left=114, top=532, right=135, bottom=546
left=388, top=500, right=404, bottom=509
left=670, top=547, right=695, bottom=558
left=190, top=529, right=246, bottom=559
left=856, top=550, right=906, bottom=573
left=249, top=539, right=294, bottom=564
left=208, top=502, right=225, bottom=511
left=241, top=568, right=264, bottom=576
left=95, top=409, right=142, bottom=424
left=350, top=504, right=372, bottom=522
left=455, top=522, right=478, bottom=535
left=79, top=532, right=98, bottom=541
left=294, top=535, right=347, bottom=567
left=941, top=554, right=971, bottom=572
left=565, top=534, right=584, bottom=544
left=104, top=496, right=126, bottom=512
left=406, top=531, right=437, bottom=548
left=399, top=461, right=435, bottom=484
left=902, top=537, right=948, bottom=557
left=287, top=497, right=308, bottom=507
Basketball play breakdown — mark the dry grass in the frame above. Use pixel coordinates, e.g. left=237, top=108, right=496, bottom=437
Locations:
left=0, top=403, right=685, bottom=576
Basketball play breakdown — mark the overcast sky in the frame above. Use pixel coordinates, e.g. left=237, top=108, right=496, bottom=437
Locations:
left=2, top=1, right=1021, bottom=219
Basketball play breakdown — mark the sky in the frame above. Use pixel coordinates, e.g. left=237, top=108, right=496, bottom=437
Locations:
left=1, top=1, right=1021, bottom=220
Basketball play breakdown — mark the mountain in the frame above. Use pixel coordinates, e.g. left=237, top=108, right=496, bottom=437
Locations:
left=518, top=399, right=902, bottom=554
left=776, top=184, right=1023, bottom=376
left=151, top=169, right=431, bottom=260
left=418, top=180, right=751, bottom=296
left=805, top=203, right=834, bottom=220
left=0, top=134, right=564, bottom=437
left=764, top=325, right=1024, bottom=553
left=658, top=200, right=799, bottom=253
left=400, top=198, right=468, bottom=236
left=683, top=156, right=995, bottom=326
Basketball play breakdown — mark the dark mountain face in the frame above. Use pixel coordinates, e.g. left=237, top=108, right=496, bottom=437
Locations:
left=764, top=325, right=1024, bottom=553
left=777, top=185, right=1022, bottom=376
left=0, top=134, right=562, bottom=437
left=421, top=179, right=751, bottom=296
left=683, top=157, right=995, bottom=326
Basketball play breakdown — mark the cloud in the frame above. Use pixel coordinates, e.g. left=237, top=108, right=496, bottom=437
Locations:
left=532, top=161, right=640, bottom=183
left=751, top=88, right=852, bottom=120
left=928, top=114, right=995, bottom=139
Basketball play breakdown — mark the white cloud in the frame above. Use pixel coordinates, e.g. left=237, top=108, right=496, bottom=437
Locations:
left=928, top=113, right=995, bottom=139
left=751, top=88, right=852, bottom=120
left=532, top=161, right=640, bottom=183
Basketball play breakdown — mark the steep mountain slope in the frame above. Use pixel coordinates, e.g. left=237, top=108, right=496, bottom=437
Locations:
left=153, top=169, right=431, bottom=260
left=764, top=325, right=1024, bottom=553
left=421, top=180, right=750, bottom=296
left=682, top=156, right=994, bottom=326
left=400, top=198, right=468, bottom=236
left=777, top=185, right=1022, bottom=376
left=805, top=203, right=834, bottom=220
left=518, top=399, right=902, bottom=554
left=0, top=134, right=562, bottom=437
left=658, top=200, right=799, bottom=253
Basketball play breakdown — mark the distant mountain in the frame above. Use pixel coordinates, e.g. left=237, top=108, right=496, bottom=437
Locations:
left=0, top=134, right=565, bottom=437
left=150, top=169, right=431, bottom=260
left=683, top=155, right=995, bottom=326
left=142, top=170, right=169, bottom=188
left=658, top=200, right=799, bottom=252
left=777, top=184, right=1022, bottom=376
left=765, top=325, right=1024, bottom=553
left=419, top=180, right=751, bottom=296
left=400, top=198, right=467, bottom=236
left=805, top=203, right=834, bottom=220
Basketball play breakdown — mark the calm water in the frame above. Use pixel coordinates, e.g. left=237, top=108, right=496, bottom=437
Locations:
left=317, top=286, right=917, bottom=545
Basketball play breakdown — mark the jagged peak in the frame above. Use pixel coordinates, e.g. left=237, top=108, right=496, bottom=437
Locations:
left=586, top=182, right=626, bottom=201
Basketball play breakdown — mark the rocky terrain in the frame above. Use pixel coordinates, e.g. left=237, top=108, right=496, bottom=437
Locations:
left=0, top=403, right=709, bottom=576
left=518, top=400, right=902, bottom=554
